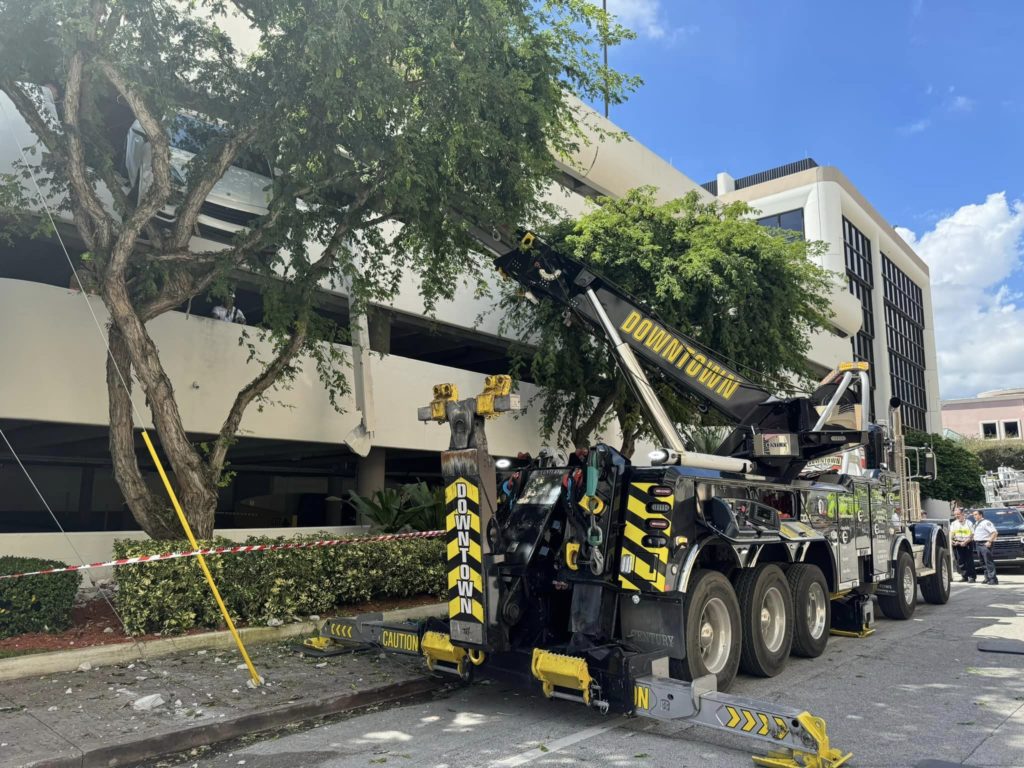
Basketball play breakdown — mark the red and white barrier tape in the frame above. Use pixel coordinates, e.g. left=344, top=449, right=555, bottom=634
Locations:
left=0, top=530, right=445, bottom=580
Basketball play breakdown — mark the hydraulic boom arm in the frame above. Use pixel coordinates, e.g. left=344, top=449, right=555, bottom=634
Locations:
left=495, top=232, right=875, bottom=480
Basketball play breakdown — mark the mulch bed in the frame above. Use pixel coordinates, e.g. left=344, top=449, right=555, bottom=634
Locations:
left=0, top=594, right=441, bottom=656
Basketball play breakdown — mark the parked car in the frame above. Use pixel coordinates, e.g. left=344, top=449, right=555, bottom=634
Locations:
left=966, top=507, right=1024, bottom=563
left=124, top=112, right=272, bottom=243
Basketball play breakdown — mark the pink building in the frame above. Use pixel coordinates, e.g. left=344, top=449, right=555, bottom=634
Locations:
left=942, top=389, right=1024, bottom=440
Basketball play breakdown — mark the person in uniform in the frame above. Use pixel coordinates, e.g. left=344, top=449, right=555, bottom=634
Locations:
left=972, top=509, right=999, bottom=585
left=949, top=508, right=976, bottom=583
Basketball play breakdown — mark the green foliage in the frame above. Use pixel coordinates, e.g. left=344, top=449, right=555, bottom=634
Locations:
left=0, top=0, right=639, bottom=537
left=906, top=432, right=985, bottom=504
left=113, top=534, right=445, bottom=635
left=500, top=189, right=835, bottom=451
left=0, top=557, right=81, bottom=638
left=349, top=482, right=446, bottom=533
left=961, top=438, right=1024, bottom=473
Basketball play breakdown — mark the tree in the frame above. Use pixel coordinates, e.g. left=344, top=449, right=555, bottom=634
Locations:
left=961, top=438, right=1024, bottom=472
left=501, top=188, right=835, bottom=454
left=905, top=432, right=984, bottom=505
left=0, top=0, right=638, bottom=537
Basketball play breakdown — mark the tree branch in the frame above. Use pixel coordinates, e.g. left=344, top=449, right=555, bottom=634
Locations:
left=0, top=80, right=63, bottom=156
left=170, top=125, right=257, bottom=250
left=571, top=382, right=617, bottom=449
left=63, top=51, right=114, bottom=246
left=207, top=318, right=309, bottom=476
left=94, top=57, right=173, bottom=276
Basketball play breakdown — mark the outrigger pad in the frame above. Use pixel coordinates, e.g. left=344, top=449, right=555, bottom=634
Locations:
left=978, top=638, right=1024, bottom=655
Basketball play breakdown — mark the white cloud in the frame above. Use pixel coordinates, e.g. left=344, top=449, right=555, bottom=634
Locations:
left=604, top=0, right=695, bottom=42
left=896, top=193, right=1024, bottom=399
left=949, top=94, right=974, bottom=112
left=899, top=118, right=931, bottom=135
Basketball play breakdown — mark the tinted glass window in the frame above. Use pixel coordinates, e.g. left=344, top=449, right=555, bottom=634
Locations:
left=757, top=208, right=804, bottom=238
left=985, top=509, right=1024, bottom=524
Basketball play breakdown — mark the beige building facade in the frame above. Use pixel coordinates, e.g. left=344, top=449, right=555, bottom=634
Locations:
left=942, top=389, right=1024, bottom=440
left=708, top=160, right=941, bottom=434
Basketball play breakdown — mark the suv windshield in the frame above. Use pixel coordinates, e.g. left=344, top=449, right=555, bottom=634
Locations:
left=169, top=114, right=270, bottom=177
left=981, top=509, right=1024, bottom=525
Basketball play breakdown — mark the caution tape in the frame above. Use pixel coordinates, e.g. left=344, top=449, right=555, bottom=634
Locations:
left=0, top=530, right=445, bottom=580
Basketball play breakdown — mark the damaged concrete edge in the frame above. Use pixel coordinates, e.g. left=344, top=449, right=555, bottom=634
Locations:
left=25, top=676, right=445, bottom=768
left=0, top=601, right=445, bottom=682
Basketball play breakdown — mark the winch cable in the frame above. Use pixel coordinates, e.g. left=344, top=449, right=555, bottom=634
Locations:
left=0, top=97, right=262, bottom=685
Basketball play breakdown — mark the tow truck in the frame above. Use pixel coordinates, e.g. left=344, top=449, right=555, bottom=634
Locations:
left=301, top=232, right=951, bottom=767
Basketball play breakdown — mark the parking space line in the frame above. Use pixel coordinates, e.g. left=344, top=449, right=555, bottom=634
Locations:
left=489, top=717, right=625, bottom=766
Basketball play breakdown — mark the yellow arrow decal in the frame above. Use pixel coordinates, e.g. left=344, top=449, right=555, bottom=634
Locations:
left=758, top=712, right=771, bottom=736
left=742, top=710, right=758, bottom=732
left=773, top=716, right=789, bottom=740
left=725, top=706, right=741, bottom=728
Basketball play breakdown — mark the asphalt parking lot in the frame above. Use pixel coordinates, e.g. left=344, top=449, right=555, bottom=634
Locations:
left=188, top=570, right=1024, bottom=768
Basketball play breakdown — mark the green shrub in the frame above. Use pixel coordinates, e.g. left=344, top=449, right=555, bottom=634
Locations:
left=349, top=482, right=445, bottom=532
left=114, top=533, right=445, bottom=635
left=0, top=557, right=81, bottom=638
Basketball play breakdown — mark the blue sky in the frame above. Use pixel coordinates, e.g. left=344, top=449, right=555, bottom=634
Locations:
left=597, top=0, right=1024, bottom=400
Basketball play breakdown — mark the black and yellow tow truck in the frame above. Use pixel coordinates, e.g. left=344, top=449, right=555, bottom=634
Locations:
left=301, top=232, right=951, bottom=767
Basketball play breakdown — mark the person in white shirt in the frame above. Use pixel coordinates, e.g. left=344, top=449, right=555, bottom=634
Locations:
left=972, top=509, right=999, bottom=585
left=949, top=508, right=976, bottom=583
left=212, top=298, right=246, bottom=324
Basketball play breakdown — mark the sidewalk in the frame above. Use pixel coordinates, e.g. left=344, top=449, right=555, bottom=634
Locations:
left=0, top=607, right=444, bottom=768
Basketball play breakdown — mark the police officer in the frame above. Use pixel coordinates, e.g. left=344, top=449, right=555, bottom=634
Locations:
left=950, top=508, right=976, bottom=583
left=972, top=509, right=999, bottom=585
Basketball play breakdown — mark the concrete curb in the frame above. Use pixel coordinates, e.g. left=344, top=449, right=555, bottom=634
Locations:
left=24, top=676, right=444, bottom=768
left=0, top=601, right=445, bottom=681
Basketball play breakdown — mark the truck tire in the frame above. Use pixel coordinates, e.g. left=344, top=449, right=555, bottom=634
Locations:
left=786, top=564, right=830, bottom=658
left=878, top=550, right=917, bottom=620
left=736, top=564, right=794, bottom=677
left=920, top=546, right=951, bottom=605
left=669, top=569, right=741, bottom=691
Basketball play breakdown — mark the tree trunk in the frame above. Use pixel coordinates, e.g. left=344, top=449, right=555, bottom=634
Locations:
left=106, top=326, right=182, bottom=539
left=103, top=278, right=218, bottom=539
left=571, top=386, right=618, bottom=451
left=619, top=428, right=638, bottom=459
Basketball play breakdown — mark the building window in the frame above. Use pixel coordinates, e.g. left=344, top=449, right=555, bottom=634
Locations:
left=882, top=254, right=927, bottom=432
left=843, top=217, right=875, bottom=417
left=982, top=422, right=998, bottom=439
left=758, top=209, right=805, bottom=238
left=1004, top=420, right=1021, bottom=439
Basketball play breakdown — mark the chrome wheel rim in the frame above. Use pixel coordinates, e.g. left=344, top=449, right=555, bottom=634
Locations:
left=806, top=582, right=827, bottom=639
left=902, top=563, right=915, bottom=604
left=760, top=586, right=786, bottom=653
left=699, top=597, right=732, bottom=674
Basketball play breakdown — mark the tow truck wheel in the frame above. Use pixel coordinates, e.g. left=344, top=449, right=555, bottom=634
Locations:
left=878, top=549, right=917, bottom=620
left=736, top=564, right=794, bottom=677
left=786, top=564, right=831, bottom=658
left=669, top=569, right=741, bottom=692
left=920, top=545, right=952, bottom=605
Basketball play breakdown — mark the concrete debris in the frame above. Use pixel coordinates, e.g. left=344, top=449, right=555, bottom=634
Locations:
left=65, top=688, right=73, bottom=694
left=47, top=706, right=58, bottom=712
left=196, top=650, right=208, bottom=655
left=77, top=662, right=93, bottom=672
left=267, top=618, right=284, bottom=627
left=103, top=627, right=114, bottom=634
left=132, top=694, right=165, bottom=712
left=309, top=615, right=321, bottom=621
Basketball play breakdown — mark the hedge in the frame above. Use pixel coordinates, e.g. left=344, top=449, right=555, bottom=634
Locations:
left=0, top=556, right=81, bottom=638
left=113, top=533, right=446, bottom=635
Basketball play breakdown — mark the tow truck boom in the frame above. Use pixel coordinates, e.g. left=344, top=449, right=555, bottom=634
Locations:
left=495, top=232, right=877, bottom=481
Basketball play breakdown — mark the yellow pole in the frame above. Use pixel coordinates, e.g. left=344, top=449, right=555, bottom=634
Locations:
left=141, top=430, right=262, bottom=685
